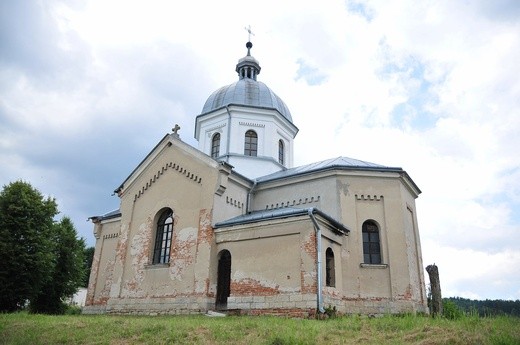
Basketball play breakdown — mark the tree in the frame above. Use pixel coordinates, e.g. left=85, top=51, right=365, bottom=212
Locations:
left=29, top=217, right=86, bottom=314
left=0, top=181, right=87, bottom=314
left=0, top=181, right=58, bottom=312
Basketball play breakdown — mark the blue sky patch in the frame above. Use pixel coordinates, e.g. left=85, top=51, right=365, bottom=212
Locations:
left=295, top=58, right=328, bottom=86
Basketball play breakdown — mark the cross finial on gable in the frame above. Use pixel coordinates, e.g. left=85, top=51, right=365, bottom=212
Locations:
left=172, top=124, right=181, bottom=136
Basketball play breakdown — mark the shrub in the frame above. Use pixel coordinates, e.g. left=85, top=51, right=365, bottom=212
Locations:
left=443, top=299, right=463, bottom=320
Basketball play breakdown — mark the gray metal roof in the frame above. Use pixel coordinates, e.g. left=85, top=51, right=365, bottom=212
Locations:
left=214, top=207, right=349, bottom=234
left=256, top=156, right=402, bottom=182
left=201, top=78, right=293, bottom=122
left=89, top=209, right=121, bottom=222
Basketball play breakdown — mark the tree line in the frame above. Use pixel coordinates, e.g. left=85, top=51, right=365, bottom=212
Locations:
left=446, top=297, right=520, bottom=317
left=0, top=181, right=93, bottom=314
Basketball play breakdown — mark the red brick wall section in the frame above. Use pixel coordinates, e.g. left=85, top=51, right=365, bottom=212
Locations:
left=231, top=278, right=281, bottom=296
left=229, top=308, right=316, bottom=318
left=300, top=231, right=317, bottom=294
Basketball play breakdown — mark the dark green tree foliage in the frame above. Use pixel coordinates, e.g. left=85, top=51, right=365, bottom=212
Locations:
left=0, top=181, right=58, bottom=312
left=30, top=217, right=86, bottom=314
left=82, top=246, right=95, bottom=288
left=446, top=297, right=520, bottom=317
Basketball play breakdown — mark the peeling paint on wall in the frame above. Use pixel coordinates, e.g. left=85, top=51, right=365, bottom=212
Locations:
left=169, top=227, right=197, bottom=280
left=197, top=209, right=213, bottom=245
left=116, top=223, right=129, bottom=263
left=95, top=258, right=115, bottom=305
left=121, top=219, right=152, bottom=298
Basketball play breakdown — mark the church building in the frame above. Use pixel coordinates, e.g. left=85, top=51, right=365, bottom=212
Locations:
left=84, top=40, right=428, bottom=317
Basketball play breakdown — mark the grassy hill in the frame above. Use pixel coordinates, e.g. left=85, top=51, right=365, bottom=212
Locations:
left=1, top=312, right=519, bottom=344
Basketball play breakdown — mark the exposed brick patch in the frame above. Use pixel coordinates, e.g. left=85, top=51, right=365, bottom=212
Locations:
left=197, top=209, right=213, bottom=245
left=121, top=218, right=153, bottom=298
left=91, top=258, right=115, bottom=305
left=169, top=226, right=197, bottom=280
left=229, top=308, right=316, bottom=318
left=323, top=286, right=340, bottom=298
left=301, top=231, right=316, bottom=257
left=398, top=284, right=413, bottom=301
left=231, top=278, right=281, bottom=296
left=300, top=231, right=317, bottom=294
left=92, top=296, right=109, bottom=306
left=115, top=223, right=129, bottom=264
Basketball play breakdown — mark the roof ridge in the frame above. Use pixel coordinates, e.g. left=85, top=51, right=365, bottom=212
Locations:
left=255, top=155, right=400, bottom=182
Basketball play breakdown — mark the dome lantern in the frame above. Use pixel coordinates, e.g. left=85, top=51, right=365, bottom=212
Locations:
left=236, top=41, right=261, bottom=81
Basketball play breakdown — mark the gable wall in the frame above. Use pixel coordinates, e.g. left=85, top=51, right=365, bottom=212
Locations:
left=93, top=139, right=222, bottom=313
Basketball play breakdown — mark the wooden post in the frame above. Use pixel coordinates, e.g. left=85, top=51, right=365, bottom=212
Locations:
left=426, top=264, right=443, bottom=317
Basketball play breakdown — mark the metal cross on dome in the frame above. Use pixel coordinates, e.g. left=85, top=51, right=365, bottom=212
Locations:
left=245, top=25, right=255, bottom=41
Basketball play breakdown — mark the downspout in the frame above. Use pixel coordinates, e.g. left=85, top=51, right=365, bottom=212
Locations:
left=246, top=180, right=258, bottom=214
left=225, top=106, right=232, bottom=164
left=308, top=208, right=325, bottom=314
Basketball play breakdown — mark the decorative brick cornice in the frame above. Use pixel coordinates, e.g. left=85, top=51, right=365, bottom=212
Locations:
left=103, top=232, right=119, bottom=240
left=134, top=161, right=202, bottom=202
left=265, top=195, right=320, bottom=210
left=239, top=121, right=265, bottom=128
left=226, top=196, right=244, bottom=209
left=355, top=194, right=383, bottom=201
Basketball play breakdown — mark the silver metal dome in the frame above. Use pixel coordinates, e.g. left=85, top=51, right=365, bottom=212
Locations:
left=201, top=78, right=293, bottom=122
left=200, top=41, right=293, bottom=122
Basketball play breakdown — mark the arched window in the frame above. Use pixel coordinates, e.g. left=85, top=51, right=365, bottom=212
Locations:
left=244, top=130, right=257, bottom=156
left=211, top=133, right=220, bottom=158
left=153, top=209, right=174, bottom=264
left=278, top=140, right=284, bottom=165
left=325, top=247, right=335, bottom=287
left=362, top=220, right=381, bottom=264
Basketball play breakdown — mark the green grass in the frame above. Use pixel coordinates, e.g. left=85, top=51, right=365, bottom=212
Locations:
left=0, top=312, right=519, bottom=345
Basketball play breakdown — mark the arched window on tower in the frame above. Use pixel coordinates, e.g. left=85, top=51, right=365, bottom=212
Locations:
left=362, top=220, right=381, bottom=264
left=244, top=130, right=258, bottom=156
left=278, top=140, right=284, bottom=165
left=153, top=209, right=174, bottom=264
left=211, top=133, right=220, bottom=159
left=325, top=247, right=335, bottom=287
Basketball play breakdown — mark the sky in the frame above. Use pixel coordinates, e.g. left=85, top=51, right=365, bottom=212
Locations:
left=1, top=0, right=519, bottom=300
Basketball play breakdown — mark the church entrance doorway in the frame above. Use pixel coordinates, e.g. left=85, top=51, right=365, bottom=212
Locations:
left=216, top=250, right=231, bottom=310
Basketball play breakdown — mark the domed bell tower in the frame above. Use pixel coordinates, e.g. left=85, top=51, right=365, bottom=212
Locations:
left=194, top=41, right=298, bottom=179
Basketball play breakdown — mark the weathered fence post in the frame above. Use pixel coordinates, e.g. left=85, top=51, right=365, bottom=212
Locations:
left=426, top=264, right=442, bottom=317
